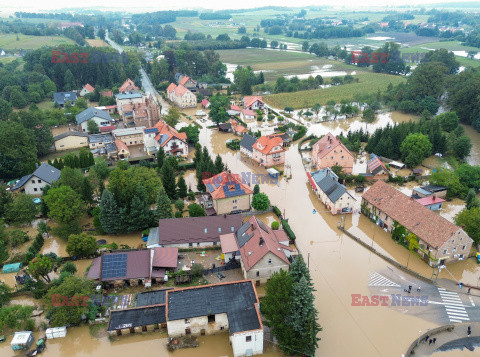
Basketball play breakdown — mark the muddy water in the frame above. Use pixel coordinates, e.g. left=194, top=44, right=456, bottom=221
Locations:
left=462, top=124, right=480, bottom=166
left=198, top=122, right=480, bottom=356
left=306, top=111, right=418, bottom=137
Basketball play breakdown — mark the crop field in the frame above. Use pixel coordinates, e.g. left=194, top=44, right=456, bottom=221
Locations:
left=0, top=33, right=75, bottom=50
left=86, top=39, right=109, bottom=47
left=263, top=72, right=406, bottom=109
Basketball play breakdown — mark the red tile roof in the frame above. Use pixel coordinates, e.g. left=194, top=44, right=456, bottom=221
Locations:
left=220, top=233, right=239, bottom=254
left=416, top=196, right=446, bottom=206
left=362, top=181, right=468, bottom=248
left=83, top=83, right=95, bottom=93
left=167, top=83, right=177, bottom=93
left=151, top=120, right=187, bottom=148
left=99, top=125, right=115, bottom=132
left=252, top=135, right=284, bottom=155
left=234, top=125, right=248, bottom=134
left=243, top=109, right=255, bottom=116
left=152, top=247, right=178, bottom=268
left=313, top=132, right=354, bottom=160
left=201, top=99, right=210, bottom=107
left=119, top=78, right=139, bottom=93
left=238, top=216, right=291, bottom=271
left=179, top=76, right=192, bottom=86
left=243, top=96, right=263, bottom=108
left=115, top=139, right=129, bottom=153
left=203, top=171, right=253, bottom=200
left=231, top=105, right=241, bottom=112
left=174, top=84, right=191, bottom=97
left=101, top=91, right=113, bottom=97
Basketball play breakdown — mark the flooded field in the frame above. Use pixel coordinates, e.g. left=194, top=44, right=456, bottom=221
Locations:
left=463, top=124, right=480, bottom=166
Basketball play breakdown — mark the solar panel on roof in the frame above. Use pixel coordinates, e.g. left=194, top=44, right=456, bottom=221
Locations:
left=206, top=184, right=215, bottom=192
left=101, top=254, right=127, bottom=279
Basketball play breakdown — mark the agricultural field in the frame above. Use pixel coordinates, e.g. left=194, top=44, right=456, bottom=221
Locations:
left=0, top=33, right=75, bottom=50
left=263, top=72, right=406, bottom=109
left=86, top=39, right=109, bottom=47
left=218, top=48, right=364, bottom=82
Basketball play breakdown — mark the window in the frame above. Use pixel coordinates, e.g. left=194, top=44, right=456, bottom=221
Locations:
left=204, top=228, right=208, bottom=233
left=462, top=245, right=466, bottom=250
left=197, top=243, right=200, bottom=247
left=460, top=237, right=463, bottom=241
left=452, top=240, right=455, bottom=244
left=218, top=228, right=222, bottom=233
left=33, top=188, right=37, bottom=192
left=188, top=243, right=193, bottom=247
left=233, top=199, right=237, bottom=204
left=213, top=241, right=217, bottom=246
left=31, top=180, right=35, bottom=184
left=341, top=156, right=344, bottom=159
left=268, top=259, right=272, bottom=264
left=220, top=326, right=224, bottom=330
left=443, top=249, right=447, bottom=254
left=246, top=336, right=252, bottom=342
left=38, top=180, right=42, bottom=183
left=453, top=247, right=456, bottom=252
left=331, top=156, right=333, bottom=159
left=256, top=271, right=260, bottom=277
left=184, top=319, right=190, bottom=324
left=231, top=227, right=235, bottom=232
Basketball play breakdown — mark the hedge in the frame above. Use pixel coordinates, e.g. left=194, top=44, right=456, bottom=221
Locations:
left=281, top=219, right=296, bottom=241
left=178, top=162, right=196, bottom=170
left=273, top=206, right=282, bottom=217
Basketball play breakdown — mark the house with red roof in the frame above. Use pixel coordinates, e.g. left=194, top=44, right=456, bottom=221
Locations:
left=166, top=83, right=196, bottom=108
left=220, top=216, right=292, bottom=284
left=252, top=134, right=285, bottom=167
left=178, top=75, right=197, bottom=92
left=362, top=181, right=473, bottom=265
left=101, top=90, right=113, bottom=97
left=365, top=154, right=389, bottom=181
left=415, top=195, right=445, bottom=211
left=143, top=120, right=188, bottom=157
left=242, top=109, right=256, bottom=120
left=119, top=78, right=139, bottom=93
left=79, top=83, right=95, bottom=97
left=115, top=139, right=130, bottom=159
left=243, top=96, right=264, bottom=110
left=201, top=98, right=210, bottom=109
left=202, top=171, right=253, bottom=215
left=311, top=132, right=354, bottom=174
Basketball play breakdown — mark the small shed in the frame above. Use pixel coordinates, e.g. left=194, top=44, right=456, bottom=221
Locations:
left=11, top=331, right=34, bottom=351
left=46, top=326, right=67, bottom=339
left=2, top=262, right=22, bottom=274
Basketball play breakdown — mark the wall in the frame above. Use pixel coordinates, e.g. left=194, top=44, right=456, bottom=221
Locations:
left=230, top=330, right=264, bottom=357
left=116, top=133, right=144, bottom=146
left=167, top=313, right=229, bottom=337
left=240, top=147, right=253, bottom=158
left=55, top=136, right=88, bottom=151
left=244, top=252, right=289, bottom=284
left=80, top=116, right=113, bottom=133
left=214, top=194, right=251, bottom=215
left=117, top=97, right=144, bottom=116
left=24, top=175, right=51, bottom=195
left=161, top=241, right=218, bottom=249
left=312, top=145, right=354, bottom=174
left=315, top=183, right=354, bottom=214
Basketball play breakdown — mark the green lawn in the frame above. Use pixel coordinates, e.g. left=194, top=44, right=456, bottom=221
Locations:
left=264, top=72, right=406, bottom=109
left=37, top=100, right=55, bottom=110
left=0, top=33, right=75, bottom=50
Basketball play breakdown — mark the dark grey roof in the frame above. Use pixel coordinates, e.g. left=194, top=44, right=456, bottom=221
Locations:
left=155, top=215, right=243, bottom=245
left=167, top=281, right=261, bottom=334
left=53, top=91, right=77, bottom=105
left=108, top=305, right=166, bottom=331
left=422, top=185, right=447, bottom=192
left=14, top=163, right=60, bottom=189
left=311, top=168, right=354, bottom=203
left=236, top=221, right=254, bottom=248
left=240, top=134, right=257, bottom=152
left=105, top=142, right=118, bottom=153
left=76, top=107, right=112, bottom=125
left=54, top=131, right=88, bottom=141
left=136, top=289, right=172, bottom=307
left=89, top=133, right=113, bottom=144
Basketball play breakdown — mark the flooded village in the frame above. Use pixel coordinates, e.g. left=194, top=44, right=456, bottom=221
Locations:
left=3, top=7, right=480, bottom=357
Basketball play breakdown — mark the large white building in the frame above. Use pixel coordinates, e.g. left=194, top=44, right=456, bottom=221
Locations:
left=76, top=107, right=114, bottom=133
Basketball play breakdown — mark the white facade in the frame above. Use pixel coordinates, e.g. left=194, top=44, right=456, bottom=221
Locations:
left=148, top=241, right=218, bottom=249
left=79, top=87, right=93, bottom=97
left=240, top=146, right=253, bottom=158
left=80, top=116, right=113, bottom=133
left=230, top=330, right=264, bottom=357
left=23, top=175, right=52, bottom=195
left=143, top=132, right=188, bottom=157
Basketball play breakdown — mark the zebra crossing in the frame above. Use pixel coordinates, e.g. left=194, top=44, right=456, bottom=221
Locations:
left=438, top=288, right=470, bottom=323
left=368, top=272, right=400, bottom=287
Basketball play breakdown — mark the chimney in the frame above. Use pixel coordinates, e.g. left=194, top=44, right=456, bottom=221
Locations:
left=251, top=223, right=255, bottom=230
left=259, top=237, right=264, bottom=246
left=223, top=214, right=227, bottom=219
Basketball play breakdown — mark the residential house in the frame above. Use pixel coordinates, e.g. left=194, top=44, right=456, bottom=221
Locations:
left=166, top=281, right=263, bottom=357
left=202, top=171, right=253, bottom=215
left=233, top=125, right=248, bottom=136
left=146, top=214, right=243, bottom=248
left=0, top=49, right=5, bottom=56
left=94, top=105, right=117, bottom=115
left=53, top=130, right=88, bottom=151
left=143, top=121, right=188, bottom=157
left=76, top=108, right=114, bottom=133
left=201, top=99, right=210, bottom=109
left=242, top=109, right=256, bottom=120
left=112, top=127, right=145, bottom=147
left=53, top=91, right=77, bottom=107
left=412, top=185, right=448, bottom=199
left=13, top=163, right=61, bottom=195
left=99, top=125, right=115, bottom=133
left=307, top=168, right=356, bottom=214
left=87, top=248, right=178, bottom=286
left=219, top=123, right=232, bottom=132
left=243, top=96, right=264, bottom=110
left=240, top=134, right=257, bottom=159
left=166, top=83, right=196, bottom=108
left=416, top=196, right=445, bottom=211
left=364, top=154, right=389, bottom=181
left=220, top=216, right=291, bottom=284
left=198, top=88, right=212, bottom=97
left=115, top=139, right=130, bottom=159
left=361, top=180, right=473, bottom=265
left=178, top=75, right=197, bottom=92
left=252, top=135, right=285, bottom=167
left=119, top=78, right=139, bottom=93
left=108, top=304, right=167, bottom=336
left=121, top=102, right=148, bottom=125
left=79, top=83, right=95, bottom=97
left=311, top=132, right=354, bottom=174
left=101, top=90, right=113, bottom=97
left=228, top=105, right=242, bottom=116
left=89, top=133, right=113, bottom=150
left=116, top=92, right=144, bottom=117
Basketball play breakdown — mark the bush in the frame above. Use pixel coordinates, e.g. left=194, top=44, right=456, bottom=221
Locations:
left=9, top=230, right=30, bottom=248
left=52, top=222, right=82, bottom=240
left=252, top=193, right=270, bottom=211
left=271, top=221, right=280, bottom=230
left=178, top=162, right=195, bottom=170
left=60, top=261, right=77, bottom=275
left=273, top=206, right=282, bottom=217
left=355, top=175, right=366, bottom=183
left=190, top=263, right=204, bottom=277
left=174, top=200, right=185, bottom=212
left=281, top=219, right=296, bottom=241
left=175, top=211, right=183, bottom=218
left=188, top=191, right=195, bottom=201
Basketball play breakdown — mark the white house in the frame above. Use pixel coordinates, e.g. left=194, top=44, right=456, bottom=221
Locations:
left=76, top=107, right=114, bottom=133
left=13, top=163, right=61, bottom=195
left=79, top=83, right=95, bottom=97
left=239, top=134, right=257, bottom=159
left=143, top=121, right=188, bottom=157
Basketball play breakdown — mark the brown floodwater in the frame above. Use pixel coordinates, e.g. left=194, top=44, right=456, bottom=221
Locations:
left=463, top=124, right=480, bottom=166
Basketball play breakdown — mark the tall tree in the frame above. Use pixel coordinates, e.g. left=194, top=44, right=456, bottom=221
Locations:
left=289, top=254, right=313, bottom=287
left=5, top=193, right=36, bottom=224
left=155, top=185, right=173, bottom=220
left=0, top=240, right=9, bottom=266
left=99, top=189, right=121, bottom=234
left=177, top=175, right=188, bottom=199
left=44, top=186, right=84, bottom=224
left=466, top=189, right=479, bottom=210
left=214, top=154, right=224, bottom=174
left=29, top=255, right=53, bottom=282
left=157, top=146, right=165, bottom=170
left=66, top=233, right=98, bottom=258
left=161, top=160, right=177, bottom=200
left=128, top=186, right=153, bottom=231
